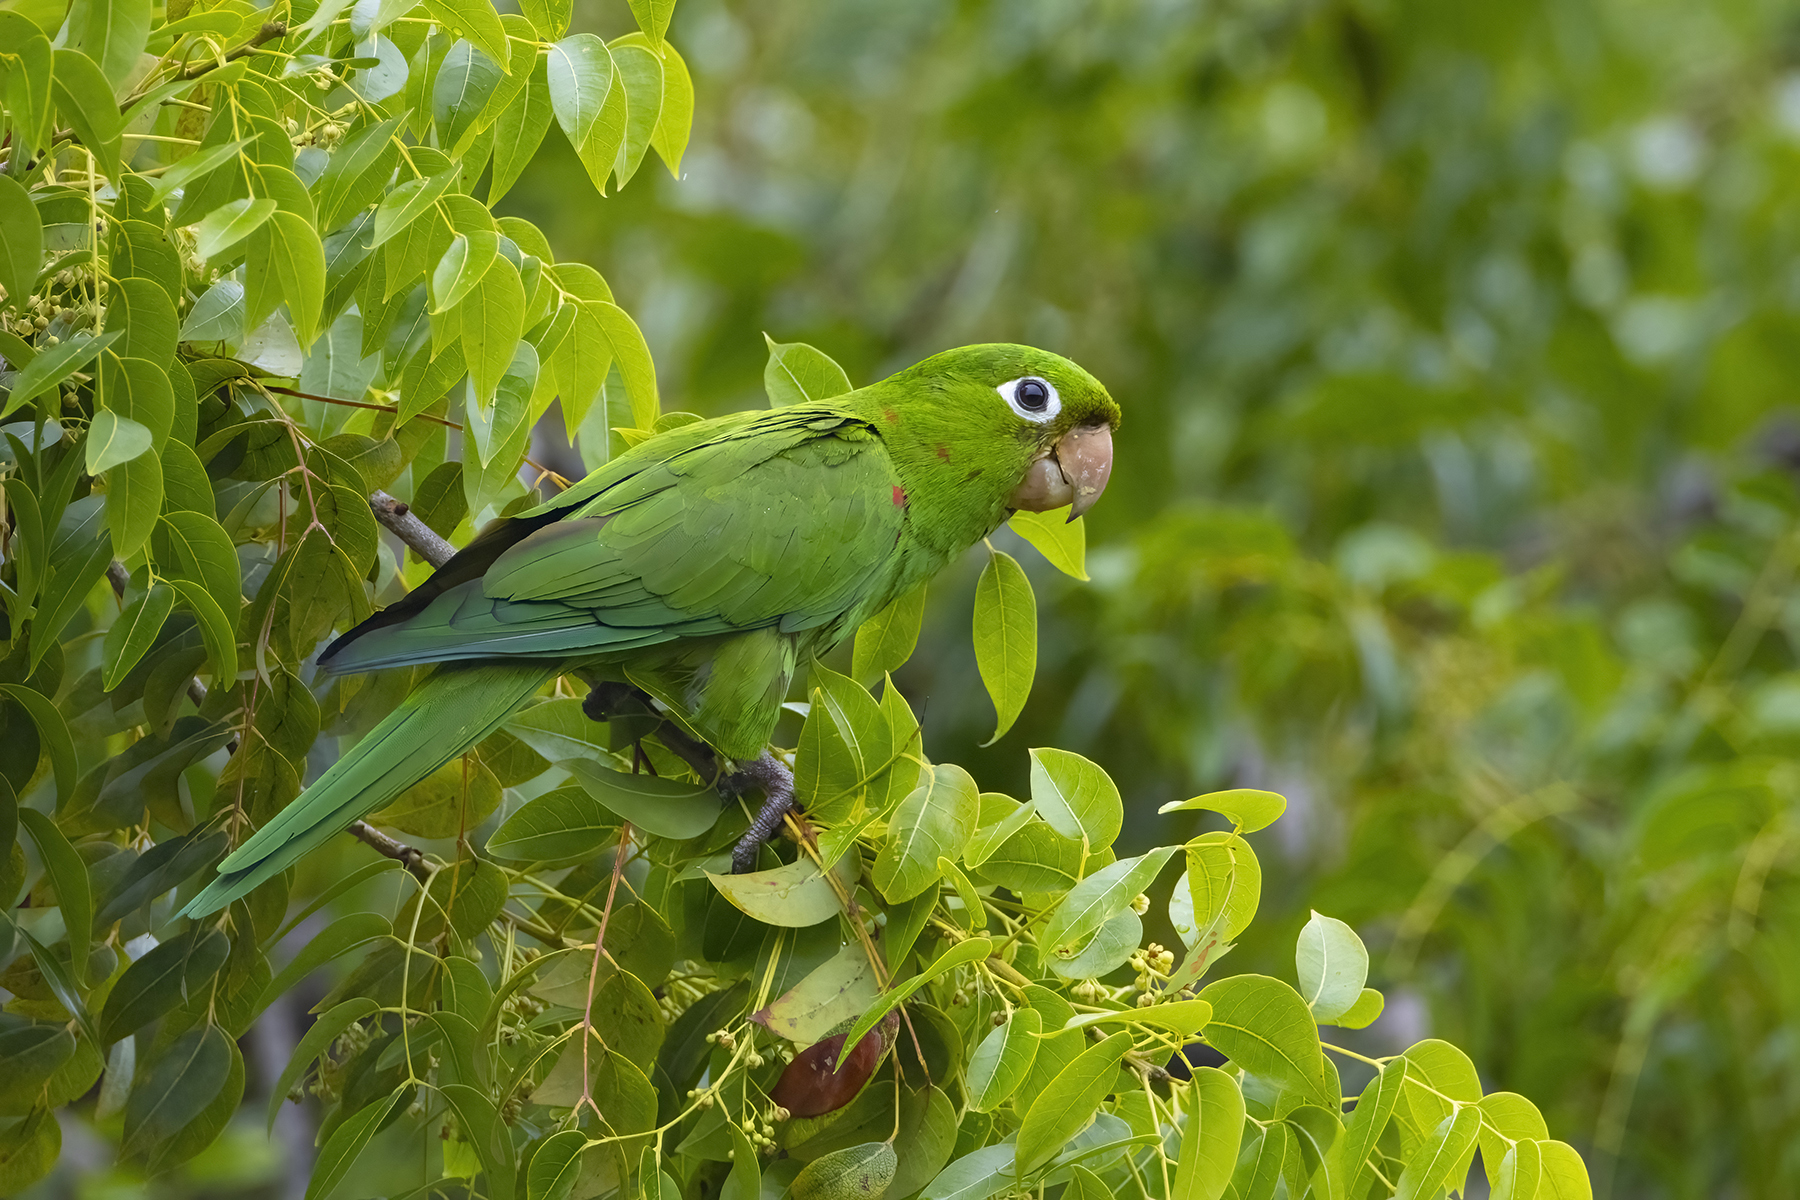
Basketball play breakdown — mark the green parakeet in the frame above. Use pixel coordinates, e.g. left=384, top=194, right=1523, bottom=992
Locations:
left=182, top=343, right=1118, bottom=916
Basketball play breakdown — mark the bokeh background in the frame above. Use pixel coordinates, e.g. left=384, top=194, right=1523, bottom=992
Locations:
left=500, top=1, right=1800, bottom=1195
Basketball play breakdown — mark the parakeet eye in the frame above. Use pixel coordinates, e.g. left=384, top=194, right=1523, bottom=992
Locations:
left=999, top=376, right=1060, bottom=423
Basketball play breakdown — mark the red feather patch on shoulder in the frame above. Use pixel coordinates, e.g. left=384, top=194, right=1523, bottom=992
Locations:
left=892, top=485, right=907, bottom=506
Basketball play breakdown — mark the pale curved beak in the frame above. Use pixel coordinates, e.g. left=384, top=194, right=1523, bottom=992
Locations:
left=1008, top=422, right=1115, bottom=522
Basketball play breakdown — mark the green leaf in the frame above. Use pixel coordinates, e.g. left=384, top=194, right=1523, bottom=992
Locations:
left=1398, top=1039, right=1482, bottom=1136
left=306, top=1088, right=407, bottom=1200
left=18, top=809, right=89, bottom=983
left=1536, top=1140, right=1591, bottom=1199
left=93, top=829, right=229, bottom=927
left=593, top=300, right=659, bottom=427
left=1296, top=910, right=1368, bottom=1022
left=84, top=410, right=153, bottom=473
left=1286, top=1105, right=1346, bottom=1200
left=433, top=229, right=502, bottom=315
left=1063, top=998, right=1213, bottom=1034
left=649, top=41, right=693, bottom=177
left=627, top=0, right=674, bottom=47
left=752, top=940, right=880, bottom=1045
left=457, top=256, right=525, bottom=402
left=101, top=581, right=174, bottom=689
left=922, top=1145, right=1016, bottom=1200
left=121, top=1026, right=232, bottom=1161
left=245, top=210, right=327, bottom=348
left=503, top=698, right=605, bottom=760
left=1179, top=831, right=1261, bottom=952
left=834, top=937, right=992, bottom=1068
left=0, top=685, right=76, bottom=805
left=1395, top=1106, right=1479, bottom=1200
left=1027, top=747, right=1122, bottom=847
left=562, top=759, right=721, bottom=839
left=0, top=16, right=53, bottom=164
left=1015, top=1031, right=1132, bottom=1175
left=609, top=38, right=663, bottom=188
left=764, top=334, right=852, bottom=407
left=164, top=579, right=239, bottom=686
left=147, top=137, right=253, bottom=206
left=973, top=547, right=1035, bottom=743
left=315, top=117, right=404, bottom=231
left=0, top=329, right=121, bottom=419
left=1324, top=987, right=1383, bottom=1030
left=193, top=198, right=277, bottom=261
left=435, top=40, right=505, bottom=157
left=491, top=52, right=555, bottom=203
left=100, top=927, right=230, bottom=1043
left=1477, top=1093, right=1550, bottom=1188
left=872, top=763, right=980, bottom=902
left=728, top=1120, right=760, bottom=1200
left=0, top=1105, right=60, bottom=1191
left=154, top=510, right=241, bottom=627
left=548, top=34, right=615, bottom=156
left=105, top=278, right=178, bottom=366
left=486, top=780, right=619, bottom=863
left=1173, top=1066, right=1245, bottom=1200
left=1197, top=974, right=1334, bottom=1110
left=373, top=172, right=457, bottom=255
left=1342, top=1060, right=1407, bottom=1197
left=706, top=855, right=849, bottom=928
left=1158, top=788, right=1287, bottom=832
left=791, top=1142, right=897, bottom=1200
left=852, top=585, right=925, bottom=684
left=965, top=1007, right=1040, bottom=1112
left=519, top=0, right=570, bottom=38
left=258, top=912, right=391, bottom=1013
left=0, top=176, right=42, bottom=314
left=266, top=998, right=379, bottom=1133
left=1041, top=846, right=1178, bottom=961
left=1493, top=1142, right=1542, bottom=1200
left=49, top=49, right=122, bottom=177
left=420, top=0, right=512, bottom=72
left=1008, top=508, right=1088, bottom=580
left=528, top=1129, right=587, bottom=1200
left=69, top=0, right=151, bottom=91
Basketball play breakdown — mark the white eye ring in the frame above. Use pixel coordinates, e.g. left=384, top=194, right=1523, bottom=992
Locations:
left=998, top=376, right=1061, bottom=423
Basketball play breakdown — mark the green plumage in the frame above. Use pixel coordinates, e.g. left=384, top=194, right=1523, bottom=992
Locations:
left=183, top=344, right=1119, bottom=917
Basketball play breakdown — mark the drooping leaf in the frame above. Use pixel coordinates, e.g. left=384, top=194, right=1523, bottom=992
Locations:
left=1008, top=508, right=1088, bottom=580
left=965, top=1007, right=1040, bottom=1112
left=1014, top=1031, right=1132, bottom=1174
left=973, top=548, right=1036, bottom=744
left=1296, top=910, right=1369, bottom=1023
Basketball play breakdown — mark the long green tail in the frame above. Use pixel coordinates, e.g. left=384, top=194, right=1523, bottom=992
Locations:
left=182, top=662, right=556, bottom=917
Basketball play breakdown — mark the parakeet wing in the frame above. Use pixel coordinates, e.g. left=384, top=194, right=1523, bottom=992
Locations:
left=323, top=407, right=907, bottom=672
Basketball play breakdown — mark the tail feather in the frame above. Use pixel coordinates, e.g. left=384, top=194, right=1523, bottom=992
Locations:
left=182, top=662, right=556, bottom=917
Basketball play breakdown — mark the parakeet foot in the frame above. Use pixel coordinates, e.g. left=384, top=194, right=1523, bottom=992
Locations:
left=724, top=752, right=795, bottom=873
left=581, top=681, right=723, bottom=783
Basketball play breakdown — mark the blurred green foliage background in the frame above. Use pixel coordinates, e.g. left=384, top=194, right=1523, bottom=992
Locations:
left=499, top=1, right=1800, bottom=1194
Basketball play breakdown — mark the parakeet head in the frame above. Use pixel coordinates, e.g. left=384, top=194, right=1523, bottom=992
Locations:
left=858, top=343, right=1121, bottom=550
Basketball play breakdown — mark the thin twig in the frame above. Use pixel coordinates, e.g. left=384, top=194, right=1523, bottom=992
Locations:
left=176, top=22, right=291, bottom=80
left=371, top=490, right=456, bottom=568
left=346, top=820, right=431, bottom=883
left=269, top=384, right=572, bottom=486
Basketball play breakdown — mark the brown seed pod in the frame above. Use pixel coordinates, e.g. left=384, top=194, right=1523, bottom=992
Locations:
left=770, top=1011, right=901, bottom=1118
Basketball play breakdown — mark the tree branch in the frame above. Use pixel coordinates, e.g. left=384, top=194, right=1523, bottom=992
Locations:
left=346, top=820, right=432, bottom=883
left=176, top=21, right=290, bottom=81
left=370, top=490, right=456, bottom=569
